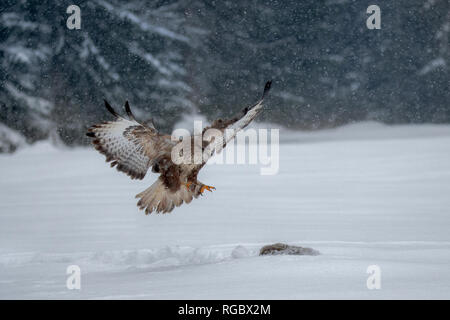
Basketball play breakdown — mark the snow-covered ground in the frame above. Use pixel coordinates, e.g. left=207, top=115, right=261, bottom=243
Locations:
left=1, top=122, right=450, bottom=299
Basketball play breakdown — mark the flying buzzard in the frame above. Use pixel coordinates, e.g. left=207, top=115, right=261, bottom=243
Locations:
left=87, top=81, right=272, bottom=214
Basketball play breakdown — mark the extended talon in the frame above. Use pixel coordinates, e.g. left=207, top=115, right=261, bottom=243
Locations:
left=200, top=185, right=216, bottom=194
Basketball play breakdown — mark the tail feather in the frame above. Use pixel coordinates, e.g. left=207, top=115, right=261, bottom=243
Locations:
left=136, top=179, right=193, bottom=214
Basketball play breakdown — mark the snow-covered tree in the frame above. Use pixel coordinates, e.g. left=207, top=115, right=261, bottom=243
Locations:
left=0, top=0, right=198, bottom=147
left=0, top=0, right=448, bottom=152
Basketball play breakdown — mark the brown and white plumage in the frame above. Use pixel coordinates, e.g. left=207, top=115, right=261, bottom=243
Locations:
left=87, top=81, right=272, bottom=214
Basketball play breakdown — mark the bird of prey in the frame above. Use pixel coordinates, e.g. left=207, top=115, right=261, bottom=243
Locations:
left=87, top=81, right=272, bottom=214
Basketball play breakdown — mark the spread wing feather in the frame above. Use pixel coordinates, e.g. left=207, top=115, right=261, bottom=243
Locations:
left=86, top=101, right=174, bottom=180
left=199, top=80, right=272, bottom=167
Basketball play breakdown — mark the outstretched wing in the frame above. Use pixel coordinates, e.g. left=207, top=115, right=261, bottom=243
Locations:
left=86, top=100, right=175, bottom=180
left=199, top=80, right=272, bottom=167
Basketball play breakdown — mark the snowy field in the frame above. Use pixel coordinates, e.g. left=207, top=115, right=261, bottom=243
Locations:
left=1, top=122, right=450, bottom=299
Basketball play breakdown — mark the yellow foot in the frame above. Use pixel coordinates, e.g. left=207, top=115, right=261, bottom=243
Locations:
left=185, top=182, right=192, bottom=190
left=200, top=185, right=216, bottom=194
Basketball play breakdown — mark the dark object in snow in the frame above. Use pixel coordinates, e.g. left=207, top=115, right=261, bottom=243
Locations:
left=259, top=243, right=320, bottom=256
